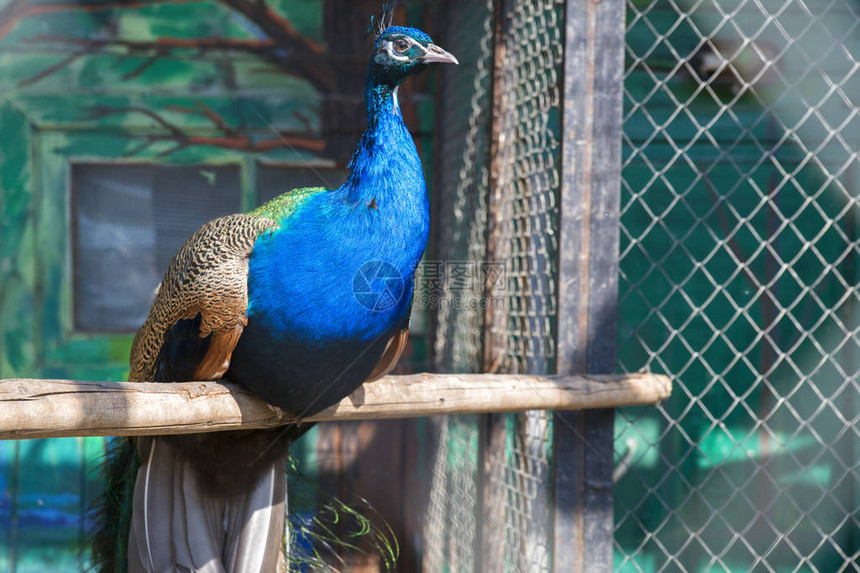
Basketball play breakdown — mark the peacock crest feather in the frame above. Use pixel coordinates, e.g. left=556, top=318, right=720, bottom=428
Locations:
left=366, top=2, right=398, bottom=44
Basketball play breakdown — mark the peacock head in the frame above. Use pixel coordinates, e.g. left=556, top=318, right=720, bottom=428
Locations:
left=368, top=26, right=458, bottom=88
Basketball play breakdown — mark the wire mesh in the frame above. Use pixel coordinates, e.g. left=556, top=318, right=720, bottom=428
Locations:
left=425, top=0, right=859, bottom=570
left=429, top=0, right=494, bottom=374
left=425, top=0, right=564, bottom=571
left=423, top=2, right=494, bottom=566
left=615, top=0, right=860, bottom=571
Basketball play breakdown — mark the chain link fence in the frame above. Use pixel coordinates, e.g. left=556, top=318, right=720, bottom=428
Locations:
left=423, top=0, right=858, bottom=570
left=424, top=0, right=563, bottom=571
left=615, top=0, right=860, bottom=570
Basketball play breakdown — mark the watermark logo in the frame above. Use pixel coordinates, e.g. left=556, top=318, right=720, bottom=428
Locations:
left=352, top=260, right=405, bottom=311
left=418, top=261, right=506, bottom=292
left=415, top=260, right=507, bottom=310
left=352, top=260, right=507, bottom=312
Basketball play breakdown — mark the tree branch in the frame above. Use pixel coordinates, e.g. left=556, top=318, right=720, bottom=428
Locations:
left=28, top=34, right=278, bottom=55
left=186, top=133, right=325, bottom=153
left=88, top=104, right=185, bottom=136
left=219, top=0, right=335, bottom=91
left=0, top=0, right=204, bottom=42
left=19, top=35, right=268, bottom=85
left=120, top=48, right=167, bottom=80
left=23, top=33, right=334, bottom=88
left=164, top=102, right=242, bottom=136
left=221, top=0, right=323, bottom=54
left=86, top=104, right=324, bottom=156
left=17, top=48, right=88, bottom=86
left=8, top=0, right=335, bottom=91
left=6, top=0, right=345, bottom=157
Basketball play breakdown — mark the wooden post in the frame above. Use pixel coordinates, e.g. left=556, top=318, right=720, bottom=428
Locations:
left=554, top=0, right=626, bottom=572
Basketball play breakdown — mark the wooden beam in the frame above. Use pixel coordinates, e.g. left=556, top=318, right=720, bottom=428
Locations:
left=554, top=0, right=627, bottom=570
left=0, top=373, right=670, bottom=440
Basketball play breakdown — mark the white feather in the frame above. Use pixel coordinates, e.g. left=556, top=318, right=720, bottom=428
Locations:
left=142, top=439, right=156, bottom=571
left=252, top=466, right=276, bottom=572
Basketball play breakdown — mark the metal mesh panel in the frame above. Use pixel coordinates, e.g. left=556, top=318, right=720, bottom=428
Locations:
left=425, top=0, right=564, bottom=570
left=430, top=0, right=495, bottom=373
left=483, top=0, right=562, bottom=375
left=423, top=415, right=481, bottom=572
left=500, top=410, right=553, bottom=570
left=615, top=0, right=860, bottom=571
left=423, top=2, right=494, bottom=565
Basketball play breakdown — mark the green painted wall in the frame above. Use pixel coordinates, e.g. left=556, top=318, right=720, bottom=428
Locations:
left=0, top=1, right=438, bottom=569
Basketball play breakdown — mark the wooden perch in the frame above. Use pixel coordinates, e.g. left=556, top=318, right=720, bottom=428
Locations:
left=0, top=373, right=671, bottom=440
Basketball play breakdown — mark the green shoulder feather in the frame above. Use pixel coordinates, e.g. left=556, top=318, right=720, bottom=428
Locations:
left=250, top=186, right=327, bottom=221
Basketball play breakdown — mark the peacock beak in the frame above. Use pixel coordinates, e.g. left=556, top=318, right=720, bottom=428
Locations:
left=421, top=44, right=459, bottom=65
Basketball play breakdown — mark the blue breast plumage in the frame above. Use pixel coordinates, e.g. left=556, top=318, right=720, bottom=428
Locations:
left=228, top=103, right=430, bottom=416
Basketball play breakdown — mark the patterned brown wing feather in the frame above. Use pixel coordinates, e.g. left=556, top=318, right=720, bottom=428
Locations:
left=129, top=214, right=277, bottom=382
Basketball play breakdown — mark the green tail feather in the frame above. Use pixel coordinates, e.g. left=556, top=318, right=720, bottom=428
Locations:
left=88, top=437, right=138, bottom=573
left=286, top=496, right=400, bottom=572
left=285, top=456, right=400, bottom=572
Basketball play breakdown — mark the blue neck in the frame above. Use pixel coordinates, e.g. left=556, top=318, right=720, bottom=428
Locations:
left=341, top=81, right=423, bottom=205
left=240, top=74, right=430, bottom=380
left=365, top=82, right=399, bottom=128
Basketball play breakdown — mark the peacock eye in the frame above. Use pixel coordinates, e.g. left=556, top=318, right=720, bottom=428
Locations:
left=394, top=39, right=410, bottom=53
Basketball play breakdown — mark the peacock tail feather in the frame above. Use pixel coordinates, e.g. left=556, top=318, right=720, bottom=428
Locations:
left=89, top=437, right=139, bottom=573
left=285, top=458, right=400, bottom=572
left=89, top=437, right=399, bottom=573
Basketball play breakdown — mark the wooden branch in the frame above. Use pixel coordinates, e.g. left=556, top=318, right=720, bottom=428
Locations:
left=0, top=373, right=671, bottom=440
left=5, top=0, right=334, bottom=91
left=0, top=0, right=204, bottom=42
left=28, top=35, right=279, bottom=56
left=84, top=105, right=325, bottom=156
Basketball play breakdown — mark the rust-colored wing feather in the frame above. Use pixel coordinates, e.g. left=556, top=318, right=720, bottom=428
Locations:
left=366, top=328, right=409, bottom=382
left=129, top=214, right=277, bottom=382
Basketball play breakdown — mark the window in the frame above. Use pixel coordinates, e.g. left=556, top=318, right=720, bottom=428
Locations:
left=72, top=162, right=349, bottom=333
left=72, top=163, right=240, bottom=332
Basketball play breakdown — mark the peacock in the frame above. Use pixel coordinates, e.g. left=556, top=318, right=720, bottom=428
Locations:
left=91, top=20, right=457, bottom=573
